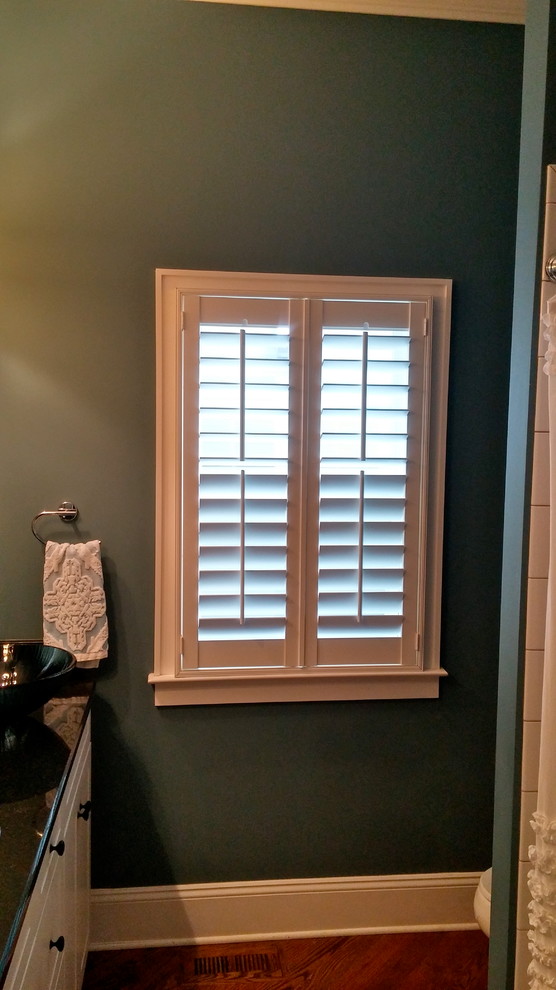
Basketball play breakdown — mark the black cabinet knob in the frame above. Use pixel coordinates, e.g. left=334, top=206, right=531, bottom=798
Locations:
left=49, top=839, right=65, bottom=857
left=77, top=800, right=92, bottom=821
left=49, top=936, right=65, bottom=953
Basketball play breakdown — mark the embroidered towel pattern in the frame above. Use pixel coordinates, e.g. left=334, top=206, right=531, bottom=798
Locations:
left=43, top=540, right=108, bottom=666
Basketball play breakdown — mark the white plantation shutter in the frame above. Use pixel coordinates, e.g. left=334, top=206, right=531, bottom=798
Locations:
left=181, top=295, right=302, bottom=670
left=308, top=299, right=429, bottom=667
left=153, top=270, right=450, bottom=703
left=197, top=297, right=290, bottom=665
left=182, top=292, right=429, bottom=671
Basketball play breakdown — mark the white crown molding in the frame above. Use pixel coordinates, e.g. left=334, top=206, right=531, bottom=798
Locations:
left=90, top=872, right=481, bottom=950
left=187, top=0, right=525, bottom=24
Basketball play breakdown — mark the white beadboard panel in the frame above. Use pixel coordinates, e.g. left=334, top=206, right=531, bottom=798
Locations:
left=519, top=788, right=538, bottom=862
left=521, top=720, right=542, bottom=793
left=523, top=651, right=545, bottom=722
left=536, top=357, right=550, bottom=432
left=90, top=874, right=481, bottom=950
left=186, top=0, right=525, bottom=21
left=514, top=929, right=531, bottom=990
left=529, top=505, right=550, bottom=578
left=526, top=579, right=548, bottom=651
left=531, top=432, right=550, bottom=506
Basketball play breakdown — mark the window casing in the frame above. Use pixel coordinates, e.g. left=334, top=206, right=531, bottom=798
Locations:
left=150, top=270, right=451, bottom=705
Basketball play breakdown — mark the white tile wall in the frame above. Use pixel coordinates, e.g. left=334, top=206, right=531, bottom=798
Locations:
left=529, top=506, right=550, bottom=578
left=521, top=719, right=542, bottom=793
left=547, top=162, right=556, bottom=202
left=514, top=392, right=547, bottom=990
left=523, top=650, right=544, bottom=722
left=525, top=578, right=548, bottom=651
left=518, top=789, right=538, bottom=861
left=515, top=929, right=532, bottom=990
left=513, top=163, right=556, bottom=990
left=535, top=357, right=549, bottom=432
left=530, top=431, right=550, bottom=506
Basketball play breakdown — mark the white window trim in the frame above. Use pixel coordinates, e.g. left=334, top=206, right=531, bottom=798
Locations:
left=150, top=270, right=451, bottom=705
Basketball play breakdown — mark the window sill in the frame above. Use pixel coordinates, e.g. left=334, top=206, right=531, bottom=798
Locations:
left=148, top=668, right=447, bottom=705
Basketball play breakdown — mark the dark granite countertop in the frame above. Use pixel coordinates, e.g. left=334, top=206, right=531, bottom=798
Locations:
left=0, top=674, right=94, bottom=985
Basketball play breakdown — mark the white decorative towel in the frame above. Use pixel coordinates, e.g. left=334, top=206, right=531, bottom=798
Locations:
left=43, top=540, right=108, bottom=667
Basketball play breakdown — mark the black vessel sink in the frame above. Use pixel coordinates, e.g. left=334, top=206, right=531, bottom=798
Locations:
left=0, top=642, right=76, bottom=719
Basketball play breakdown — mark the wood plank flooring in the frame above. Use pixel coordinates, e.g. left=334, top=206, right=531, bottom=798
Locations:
left=83, top=931, right=488, bottom=990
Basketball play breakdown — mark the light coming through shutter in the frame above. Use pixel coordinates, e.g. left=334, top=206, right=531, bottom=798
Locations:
left=318, top=303, right=409, bottom=640
left=197, top=297, right=291, bottom=659
left=311, top=299, right=428, bottom=668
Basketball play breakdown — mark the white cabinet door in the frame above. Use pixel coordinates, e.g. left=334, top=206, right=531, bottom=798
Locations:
left=3, top=715, right=91, bottom=990
left=3, top=831, right=64, bottom=990
left=59, top=717, right=91, bottom=990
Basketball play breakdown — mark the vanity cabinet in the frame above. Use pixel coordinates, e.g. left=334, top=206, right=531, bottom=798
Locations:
left=2, top=716, right=91, bottom=990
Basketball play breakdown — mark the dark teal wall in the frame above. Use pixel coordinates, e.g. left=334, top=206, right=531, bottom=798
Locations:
left=0, top=1, right=523, bottom=887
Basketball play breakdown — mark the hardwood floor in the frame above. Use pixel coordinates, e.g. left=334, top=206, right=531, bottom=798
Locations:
left=83, top=931, right=488, bottom=989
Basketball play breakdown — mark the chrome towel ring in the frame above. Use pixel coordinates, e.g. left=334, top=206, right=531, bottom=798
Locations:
left=31, top=502, right=79, bottom=545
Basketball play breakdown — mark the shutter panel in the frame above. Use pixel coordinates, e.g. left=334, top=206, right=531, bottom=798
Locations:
left=314, top=299, right=428, bottom=667
left=194, top=296, right=292, bottom=669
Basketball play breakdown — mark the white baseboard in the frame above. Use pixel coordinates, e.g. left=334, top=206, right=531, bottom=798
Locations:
left=90, top=872, right=481, bottom=950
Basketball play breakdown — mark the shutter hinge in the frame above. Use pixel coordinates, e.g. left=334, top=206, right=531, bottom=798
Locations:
left=415, top=632, right=421, bottom=653
left=423, top=316, right=429, bottom=337
left=180, top=636, right=185, bottom=657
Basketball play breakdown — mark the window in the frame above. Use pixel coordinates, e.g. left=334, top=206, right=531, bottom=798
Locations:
left=150, top=270, right=451, bottom=705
